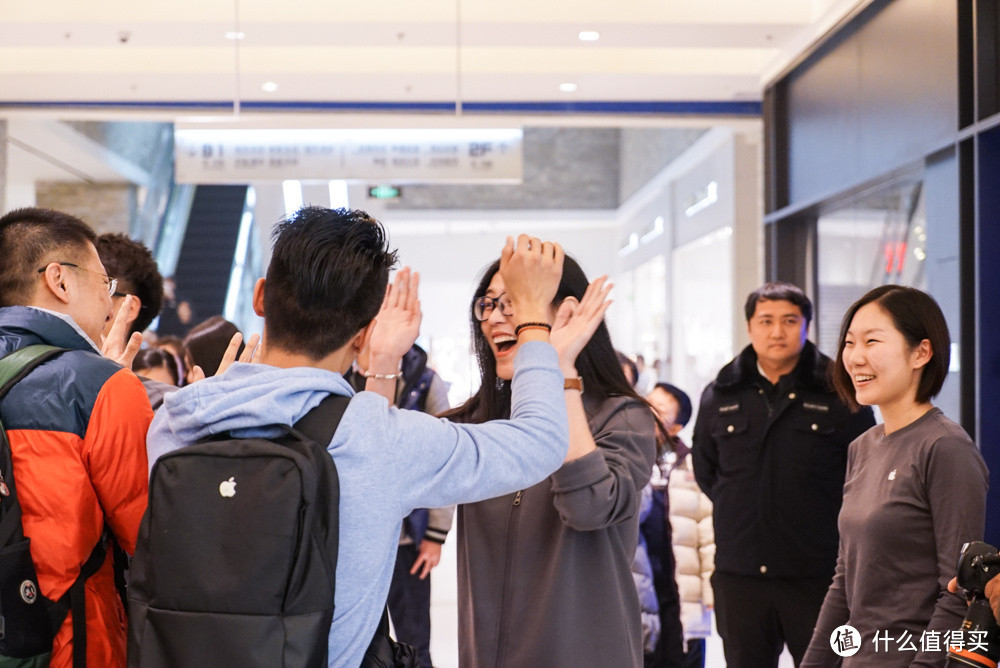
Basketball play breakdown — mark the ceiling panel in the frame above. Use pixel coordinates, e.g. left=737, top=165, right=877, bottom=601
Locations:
left=0, top=0, right=869, bottom=115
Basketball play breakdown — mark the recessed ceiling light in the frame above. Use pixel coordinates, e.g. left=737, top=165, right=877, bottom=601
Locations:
left=262, top=81, right=278, bottom=92
left=578, top=31, right=600, bottom=42
left=225, top=31, right=246, bottom=40
left=559, top=82, right=578, bottom=93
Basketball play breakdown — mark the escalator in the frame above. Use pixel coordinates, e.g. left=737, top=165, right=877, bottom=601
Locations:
left=158, top=185, right=248, bottom=335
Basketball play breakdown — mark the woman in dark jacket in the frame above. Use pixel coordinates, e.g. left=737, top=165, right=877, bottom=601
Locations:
left=445, top=254, right=659, bottom=668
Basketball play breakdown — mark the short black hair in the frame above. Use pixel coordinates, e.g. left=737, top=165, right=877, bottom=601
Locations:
left=0, top=207, right=96, bottom=306
left=183, top=316, right=244, bottom=378
left=831, top=285, right=951, bottom=409
left=744, top=281, right=813, bottom=325
left=651, top=382, right=693, bottom=427
left=264, top=207, right=398, bottom=360
left=95, top=233, right=165, bottom=334
left=133, top=347, right=180, bottom=385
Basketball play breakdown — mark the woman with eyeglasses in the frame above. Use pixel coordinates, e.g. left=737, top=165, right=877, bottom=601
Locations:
left=443, top=251, right=660, bottom=668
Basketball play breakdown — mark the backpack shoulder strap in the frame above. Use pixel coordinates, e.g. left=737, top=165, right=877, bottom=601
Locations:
left=0, top=345, right=97, bottom=667
left=0, top=344, right=68, bottom=544
left=0, top=344, right=67, bottom=400
left=292, top=393, right=351, bottom=447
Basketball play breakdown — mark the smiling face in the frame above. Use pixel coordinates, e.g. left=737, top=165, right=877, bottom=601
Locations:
left=842, top=302, right=930, bottom=412
left=479, top=272, right=555, bottom=381
left=747, top=298, right=808, bottom=373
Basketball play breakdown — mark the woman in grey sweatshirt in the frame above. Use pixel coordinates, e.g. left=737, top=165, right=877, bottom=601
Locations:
left=444, top=255, right=659, bottom=668
left=802, top=286, right=988, bottom=667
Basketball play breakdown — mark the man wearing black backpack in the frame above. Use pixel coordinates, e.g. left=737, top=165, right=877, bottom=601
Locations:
left=139, top=207, right=605, bottom=667
left=0, top=207, right=153, bottom=667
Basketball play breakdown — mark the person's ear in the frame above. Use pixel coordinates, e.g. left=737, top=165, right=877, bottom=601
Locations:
left=552, top=296, right=577, bottom=330
left=356, top=320, right=377, bottom=355
left=41, top=264, right=72, bottom=304
left=252, top=278, right=266, bottom=317
left=124, top=295, right=142, bottom=326
left=912, top=339, right=933, bottom=369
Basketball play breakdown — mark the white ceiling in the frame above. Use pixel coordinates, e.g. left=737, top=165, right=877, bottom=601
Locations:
left=0, top=0, right=872, bottom=186
left=0, top=0, right=869, bottom=115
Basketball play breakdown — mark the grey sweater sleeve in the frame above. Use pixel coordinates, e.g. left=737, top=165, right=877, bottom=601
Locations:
left=549, top=397, right=656, bottom=531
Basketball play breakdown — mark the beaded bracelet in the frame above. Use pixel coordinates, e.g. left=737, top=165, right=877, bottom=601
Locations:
left=363, top=371, right=402, bottom=380
left=514, top=321, right=552, bottom=337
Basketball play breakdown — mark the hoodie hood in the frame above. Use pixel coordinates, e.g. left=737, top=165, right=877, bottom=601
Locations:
left=151, top=361, right=355, bottom=445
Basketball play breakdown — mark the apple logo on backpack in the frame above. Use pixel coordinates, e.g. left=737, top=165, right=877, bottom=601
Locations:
left=219, top=477, right=237, bottom=498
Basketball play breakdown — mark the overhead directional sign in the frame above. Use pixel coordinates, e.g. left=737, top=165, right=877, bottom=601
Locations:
left=174, top=128, right=523, bottom=184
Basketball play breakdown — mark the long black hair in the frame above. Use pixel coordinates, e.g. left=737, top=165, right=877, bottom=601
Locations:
left=443, top=255, right=667, bottom=445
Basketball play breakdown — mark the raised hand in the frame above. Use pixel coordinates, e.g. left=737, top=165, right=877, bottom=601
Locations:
left=214, top=332, right=261, bottom=376
left=101, top=295, right=143, bottom=368
left=367, top=267, right=422, bottom=366
left=550, top=276, right=613, bottom=375
left=498, top=235, right=563, bottom=326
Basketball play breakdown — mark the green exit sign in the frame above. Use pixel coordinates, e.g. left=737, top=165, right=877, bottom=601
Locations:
left=368, top=185, right=402, bottom=199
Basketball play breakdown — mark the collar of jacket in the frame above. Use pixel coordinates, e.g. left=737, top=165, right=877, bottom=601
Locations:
left=713, top=340, right=831, bottom=393
left=0, top=305, right=98, bottom=357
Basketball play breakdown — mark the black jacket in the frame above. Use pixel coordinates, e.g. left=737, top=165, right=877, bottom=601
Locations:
left=692, top=341, right=874, bottom=579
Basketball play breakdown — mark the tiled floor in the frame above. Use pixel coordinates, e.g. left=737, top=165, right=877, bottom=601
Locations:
left=425, top=539, right=795, bottom=668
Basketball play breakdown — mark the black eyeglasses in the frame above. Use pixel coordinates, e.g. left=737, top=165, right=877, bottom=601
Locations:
left=37, top=262, right=118, bottom=297
left=472, top=293, right=514, bottom=322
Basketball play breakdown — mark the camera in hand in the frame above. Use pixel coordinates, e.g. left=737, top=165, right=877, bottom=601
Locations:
left=945, top=542, right=1000, bottom=668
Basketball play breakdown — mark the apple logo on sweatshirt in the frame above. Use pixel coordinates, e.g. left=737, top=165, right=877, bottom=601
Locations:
left=219, top=477, right=237, bottom=498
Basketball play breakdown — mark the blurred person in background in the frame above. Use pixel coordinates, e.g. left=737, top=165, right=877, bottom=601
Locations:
left=182, top=315, right=244, bottom=381
left=95, top=233, right=163, bottom=340
left=636, top=354, right=657, bottom=394
left=95, top=233, right=171, bottom=406
left=152, top=335, right=188, bottom=386
left=619, top=350, right=639, bottom=388
left=132, top=347, right=180, bottom=387
left=648, top=383, right=715, bottom=668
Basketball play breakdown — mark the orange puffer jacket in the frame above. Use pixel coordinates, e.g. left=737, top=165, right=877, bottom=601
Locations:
left=0, top=307, right=151, bottom=668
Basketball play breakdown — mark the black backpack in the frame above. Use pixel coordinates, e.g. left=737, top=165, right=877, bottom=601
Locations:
left=0, top=344, right=108, bottom=668
left=127, top=392, right=418, bottom=668
left=127, top=393, right=348, bottom=667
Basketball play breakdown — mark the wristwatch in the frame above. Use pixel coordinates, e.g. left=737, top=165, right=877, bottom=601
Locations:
left=563, top=377, right=584, bottom=392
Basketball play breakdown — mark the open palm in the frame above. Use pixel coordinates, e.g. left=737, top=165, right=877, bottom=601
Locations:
left=550, top=276, right=613, bottom=372
left=368, top=267, right=422, bottom=362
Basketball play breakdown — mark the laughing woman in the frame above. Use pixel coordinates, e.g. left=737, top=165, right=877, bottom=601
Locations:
left=445, top=248, right=659, bottom=668
left=802, top=286, right=988, bottom=667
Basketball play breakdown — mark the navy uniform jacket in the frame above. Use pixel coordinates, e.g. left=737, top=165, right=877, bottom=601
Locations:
left=692, top=341, right=874, bottom=579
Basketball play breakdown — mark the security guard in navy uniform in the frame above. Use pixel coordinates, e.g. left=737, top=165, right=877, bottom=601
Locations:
left=692, top=283, right=874, bottom=668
